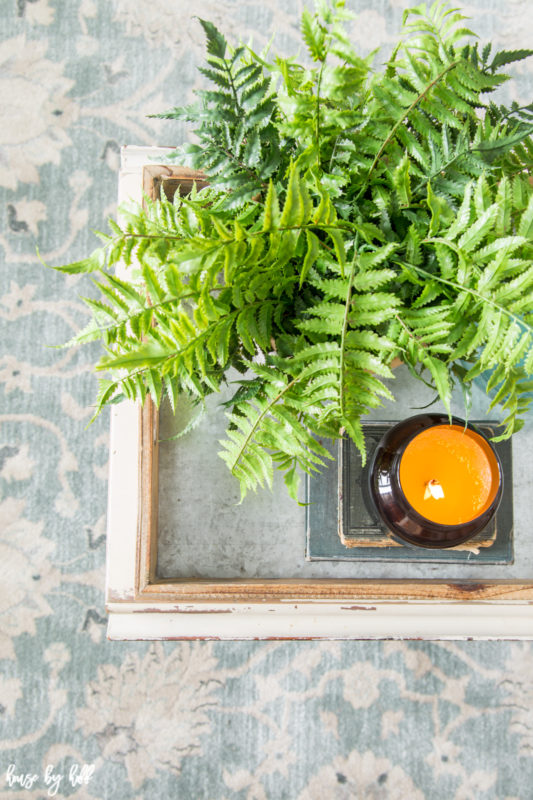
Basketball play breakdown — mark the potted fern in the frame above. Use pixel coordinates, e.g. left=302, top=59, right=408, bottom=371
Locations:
left=56, top=0, right=533, bottom=501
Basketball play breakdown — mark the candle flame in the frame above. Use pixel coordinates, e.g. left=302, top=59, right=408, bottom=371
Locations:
left=424, top=479, right=445, bottom=500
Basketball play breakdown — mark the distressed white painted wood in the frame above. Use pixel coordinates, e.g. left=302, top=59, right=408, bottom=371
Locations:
left=105, top=401, right=139, bottom=601
left=106, top=146, right=175, bottom=601
left=105, top=147, right=533, bottom=640
left=107, top=603, right=533, bottom=641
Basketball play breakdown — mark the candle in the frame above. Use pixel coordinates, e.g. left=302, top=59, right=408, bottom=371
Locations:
left=399, top=424, right=500, bottom=526
left=368, top=414, right=503, bottom=548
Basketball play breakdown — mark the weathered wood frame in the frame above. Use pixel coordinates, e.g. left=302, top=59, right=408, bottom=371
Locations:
left=106, top=147, right=533, bottom=640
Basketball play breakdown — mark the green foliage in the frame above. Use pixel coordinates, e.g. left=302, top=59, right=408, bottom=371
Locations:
left=152, top=18, right=282, bottom=209
left=55, top=0, right=533, bottom=500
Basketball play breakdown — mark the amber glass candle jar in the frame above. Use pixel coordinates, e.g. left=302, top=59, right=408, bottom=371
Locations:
left=368, top=413, right=503, bottom=548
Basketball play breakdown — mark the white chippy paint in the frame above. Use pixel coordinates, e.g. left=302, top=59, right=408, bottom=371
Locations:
left=107, top=603, right=533, bottom=641
left=105, top=148, right=169, bottom=602
left=105, top=401, right=140, bottom=601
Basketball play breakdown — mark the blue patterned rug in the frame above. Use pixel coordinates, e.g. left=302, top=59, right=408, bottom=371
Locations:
left=1, top=1, right=533, bottom=797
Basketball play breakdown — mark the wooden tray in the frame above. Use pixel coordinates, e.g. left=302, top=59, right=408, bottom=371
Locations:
left=105, top=147, right=533, bottom=640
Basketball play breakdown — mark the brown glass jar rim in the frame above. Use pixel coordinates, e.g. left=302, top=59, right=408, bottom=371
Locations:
left=390, top=414, right=503, bottom=532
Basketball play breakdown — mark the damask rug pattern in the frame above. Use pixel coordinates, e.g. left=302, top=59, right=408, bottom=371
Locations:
left=1, top=1, right=533, bottom=798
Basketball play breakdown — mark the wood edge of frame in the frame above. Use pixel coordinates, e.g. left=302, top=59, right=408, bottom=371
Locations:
left=137, top=397, right=159, bottom=591
left=142, top=164, right=208, bottom=203
left=134, top=163, right=533, bottom=607
left=136, top=163, right=206, bottom=593
left=106, top=605, right=533, bottom=642
left=133, top=579, right=533, bottom=604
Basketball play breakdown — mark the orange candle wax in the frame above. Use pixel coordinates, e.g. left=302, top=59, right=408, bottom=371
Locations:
left=399, top=424, right=500, bottom=525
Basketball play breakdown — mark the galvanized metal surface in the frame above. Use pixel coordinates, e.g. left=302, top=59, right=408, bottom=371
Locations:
left=156, top=365, right=532, bottom=581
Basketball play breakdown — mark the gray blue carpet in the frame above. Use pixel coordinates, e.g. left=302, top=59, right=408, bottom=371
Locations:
left=1, top=1, right=533, bottom=797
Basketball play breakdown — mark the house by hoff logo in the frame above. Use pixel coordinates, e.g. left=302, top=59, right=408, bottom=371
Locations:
left=5, top=763, right=95, bottom=796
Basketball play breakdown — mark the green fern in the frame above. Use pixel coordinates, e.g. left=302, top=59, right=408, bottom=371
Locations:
left=54, top=0, right=533, bottom=500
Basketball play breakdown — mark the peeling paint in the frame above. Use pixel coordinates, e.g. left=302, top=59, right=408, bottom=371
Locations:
left=106, top=588, right=135, bottom=603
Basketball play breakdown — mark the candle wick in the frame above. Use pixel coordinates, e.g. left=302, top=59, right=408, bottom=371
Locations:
left=424, top=479, right=445, bottom=500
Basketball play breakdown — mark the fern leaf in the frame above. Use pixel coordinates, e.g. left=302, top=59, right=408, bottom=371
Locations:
left=490, top=49, right=533, bottom=71
left=301, top=8, right=326, bottom=61
left=279, top=165, right=306, bottom=228
left=422, top=354, right=452, bottom=417
left=457, top=203, right=498, bottom=252
left=197, top=18, right=227, bottom=59
left=300, top=230, right=320, bottom=287
left=262, top=180, right=280, bottom=231
left=518, top=194, right=533, bottom=238
left=342, top=417, right=366, bottom=464
left=446, top=182, right=473, bottom=239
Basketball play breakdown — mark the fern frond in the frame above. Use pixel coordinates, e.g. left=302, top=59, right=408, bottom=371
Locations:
left=55, top=0, right=533, bottom=499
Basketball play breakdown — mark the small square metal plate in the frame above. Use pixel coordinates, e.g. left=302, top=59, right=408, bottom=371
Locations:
left=306, top=421, right=513, bottom=564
